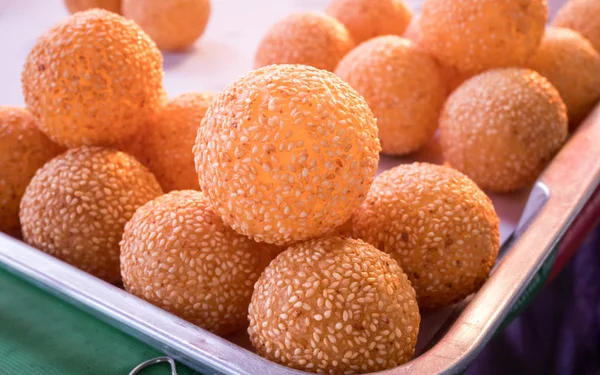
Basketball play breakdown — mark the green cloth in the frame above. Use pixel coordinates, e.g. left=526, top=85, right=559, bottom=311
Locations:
left=0, top=268, right=200, bottom=375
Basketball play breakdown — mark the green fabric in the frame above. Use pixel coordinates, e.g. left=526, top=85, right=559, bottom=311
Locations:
left=0, top=268, right=200, bottom=375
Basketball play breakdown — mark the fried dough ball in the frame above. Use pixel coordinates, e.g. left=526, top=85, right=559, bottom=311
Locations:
left=404, top=16, right=467, bottom=92
left=121, top=190, right=269, bottom=335
left=122, top=0, right=211, bottom=51
left=553, top=0, right=600, bottom=53
left=248, top=236, right=420, bottom=373
left=353, top=163, right=500, bottom=308
left=335, top=36, right=446, bottom=155
left=326, top=0, right=412, bottom=44
left=254, top=13, right=354, bottom=72
left=0, top=107, right=64, bottom=237
left=141, top=92, right=216, bottom=192
left=22, top=9, right=164, bottom=148
left=194, top=64, right=380, bottom=245
left=440, top=68, right=568, bottom=192
left=19, top=147, right=163, bottom=283
left=64, top=0, right=121, bottom=14
left=420, top=0, right=548, bottom=75
left=528, top=27, right=600, bottom=128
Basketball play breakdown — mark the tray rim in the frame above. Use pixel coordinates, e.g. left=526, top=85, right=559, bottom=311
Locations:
left=1, top=106, right=599, bottom=375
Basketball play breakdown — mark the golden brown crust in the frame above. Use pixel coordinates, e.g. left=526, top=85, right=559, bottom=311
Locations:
left=194, top=64, right=380, bottom=245
left=248, top=236, right=420, bottom=373
left=420, top=0, right=547, bottom=75
left=404, top=16, right=468, bottom=93
left=326, top=0, right=412, bottom=45
left=121, top=190, right=269, bottom=335
left=254, top=13, right=355, bottom=72
left=553, top=0, right=600, bottom=54
left=527, top=27, right=600, bottom=129
left=353, top=163, right=500, bottom=308
left=122, top=0, right=211, bottom=51
left=335, top=36, right=446, bottom=155
left=22, top=9, right=164, bottom=147
left=440, top=68, right=568, bottom=192
left=19, top=147, right=163, bottom=283
left=0, top=107, right=64, bottom=237
left=139, top=92, right=216, bottom=192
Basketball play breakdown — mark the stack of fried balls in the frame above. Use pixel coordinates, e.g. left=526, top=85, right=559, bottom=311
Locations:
left=1, top=0, right=598, bottom=373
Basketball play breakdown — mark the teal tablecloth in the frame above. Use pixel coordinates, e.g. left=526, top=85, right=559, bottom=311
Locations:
left=0, top=268, right=200, bottom=375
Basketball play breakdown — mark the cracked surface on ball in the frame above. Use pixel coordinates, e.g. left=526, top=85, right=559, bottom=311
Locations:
left=353, top=163, right=500, bottom=309
left=440, top=68, right=568, bottom=192
left=420, top=0, right=547, bottom=75
left=0, top=107, right=64, bottom=237
left=326, top=0, right=412, bottom=45
left=248, top=236, right=420, bottom=374
left=335, top=36, right=446, bottom=155
left=254, top=13, right=355, bottom=72
left=19, top=147, right=163, bottom=283
left=194, top=64, right=380, bottom=245
left=22, top=9, right=164, bottom=148
left=528, top=27, right=600, bottom=129
left=121, top=190, right=272, bottom=336
left=122, top=0, right=211, bottom=51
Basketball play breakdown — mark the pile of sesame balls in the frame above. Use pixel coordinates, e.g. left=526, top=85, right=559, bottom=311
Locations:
left=1, top=0, right=599, bottom=373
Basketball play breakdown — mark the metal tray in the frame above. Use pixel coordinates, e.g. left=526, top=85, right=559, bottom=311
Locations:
left=1, top=0, right=599, bottom=374
left=1, top=105, right=599, bottom=375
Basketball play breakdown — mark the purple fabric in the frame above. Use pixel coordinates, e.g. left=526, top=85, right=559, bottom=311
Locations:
left=467, top=225, right=600, bottom=375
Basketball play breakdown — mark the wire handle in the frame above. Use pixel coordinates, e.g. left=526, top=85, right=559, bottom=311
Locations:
left=128, top=356, right=178, bottom=375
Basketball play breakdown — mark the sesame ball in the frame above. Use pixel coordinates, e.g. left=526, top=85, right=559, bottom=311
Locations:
left=335, top=36, right=446, bottom=155
left=553, top=0, right=600, bottom=54
left=140, top=92, right=216, bottom=192
left=353, top=163, right=500, bottom=308
left=121, top=190, right=268, bottom=336
left=194, top=64, right=380, bottom=245
left=122, top=0, right=211, bottom=51
left=254, top=13, right=355, bottom=72
left=0, top=107, right=64, bottom=238
left=404, top=16, right=467, bottom=93
left=64, top=0, right=121, bottom=14
left=326, top=0, right=412, bottom=45
left=22, top=9, right=164, bottom=148
left=528, top=27, right=600, bottom=129
left=420, top=0, right=548, bottom=75
left=19, top=147, right=163, bottom=283
left=248, top=236, right=420, bottom=374
left=440, top=68, right=568, bottom=192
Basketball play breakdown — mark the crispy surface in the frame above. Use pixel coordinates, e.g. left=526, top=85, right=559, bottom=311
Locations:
left=440, top=68, right=568, bottom=192
left=122, top=0, right=211, bottom=51
left=194, top=64, right=380, bottom=245
left=248, top=236, right=420, bottom=374
left=353, top=163, right=500, bottom=308
left=22, top=9, right=164, bottom=147
left=19, top=147, right=163, bottom=283
left=336, top=36, right=446, bottom=155
left=327, top=0, right=412, bottom=44
left=254, top=13, right=354, bottom=72
left=121, top=190, right=271, bottom=335
left=420, top=0, right=547, bottom=75
left=528, top=27, right=600, bottom=128
left=0, top=107, right=64, bottom=237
